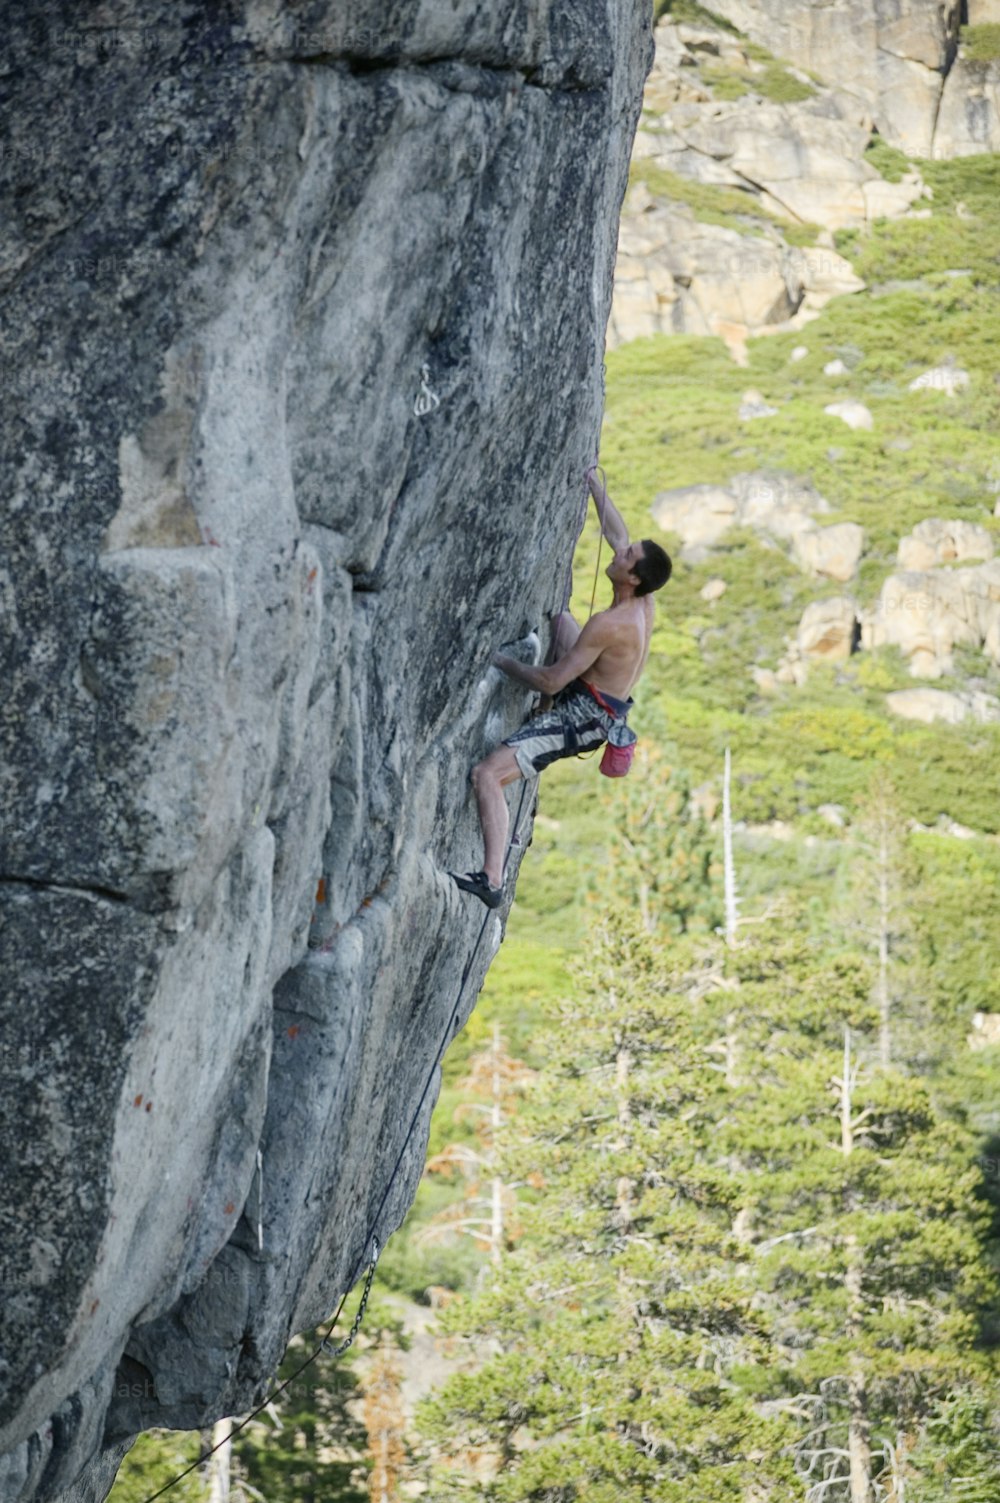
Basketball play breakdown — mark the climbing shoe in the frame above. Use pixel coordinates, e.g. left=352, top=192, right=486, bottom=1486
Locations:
left=450, top=870, right=504, bottom=909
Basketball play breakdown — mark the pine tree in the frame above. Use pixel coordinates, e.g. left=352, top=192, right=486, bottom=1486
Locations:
left=229, top=1328, right=370, bottom=1503
left=836, top=771, right=922, bottom=1072
left=361, top=1331, right=408, bottom=1503
left=106, top=1430, right=206, bottom=1503
left=707, top=917, right=998, bottom=1503
left=418, top=1024, right=535, bottom=1268
left=417, top=906, right=800, bottom=1500
left=907, top=1387, right=1000, bottom=1502
left=595, top=742, right=722, bottom=938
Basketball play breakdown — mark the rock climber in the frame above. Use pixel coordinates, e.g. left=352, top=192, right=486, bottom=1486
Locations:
left=451, top=465, right=672, bottom=909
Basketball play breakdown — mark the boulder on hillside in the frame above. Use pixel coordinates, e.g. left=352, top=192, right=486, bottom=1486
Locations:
left=907, top=364, right=971, bottom=395
left=825, top=398, right=874, bottom=430
left=886, top=687, right=1000, bottom=724
left=797, top=595, right=859, bottom=660
left=653, top=469, right=867, bottom=581
left=607, top=195, right=865, bottom=351
left=862, top=561, right=1000, bottom=676
left=652, top=469, right=831, bottom=557
left=792, top=521, right=865, bottom=581
left=730, top=470, right=832, bottom=536
left=775, top=594, right=859, bottom=685
left=968, top=1011, right=1000, bottom=1050
left=897, top=518, right=994, bottom=570
left=789, top=244, right=866, bottom=306
left=862, top=172, right=929, bottom=219
left=651, top=484, right=738, bottom=551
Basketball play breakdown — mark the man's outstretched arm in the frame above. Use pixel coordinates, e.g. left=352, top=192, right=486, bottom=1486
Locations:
left=493, top=616, right=609, bottom=697
left=587, top=467, right=629, bottom=551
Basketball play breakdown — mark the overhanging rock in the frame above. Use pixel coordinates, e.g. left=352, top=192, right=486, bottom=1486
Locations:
left=0, top=2, right=653, bottom=1497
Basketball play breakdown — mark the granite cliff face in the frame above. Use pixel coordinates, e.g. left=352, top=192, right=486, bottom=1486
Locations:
left=707, top=0, right=1000, bottom=157
left=0, top=4, right=652, bottom=1498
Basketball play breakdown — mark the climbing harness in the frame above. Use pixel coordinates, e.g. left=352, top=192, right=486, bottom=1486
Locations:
left=140, top=779, right=532, bottom=1503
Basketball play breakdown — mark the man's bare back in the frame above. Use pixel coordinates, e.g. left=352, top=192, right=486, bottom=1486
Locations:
left=585, top=594, right=655, bottom=701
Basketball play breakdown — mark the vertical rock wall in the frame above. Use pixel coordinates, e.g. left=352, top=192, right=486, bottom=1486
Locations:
left=0, top=3, right=653, bottom=1498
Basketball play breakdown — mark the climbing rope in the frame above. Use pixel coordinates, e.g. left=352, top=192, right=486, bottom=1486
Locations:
left=140, top=778, right=532, bottom=1503
left=587, top=464, right=608, bottom=624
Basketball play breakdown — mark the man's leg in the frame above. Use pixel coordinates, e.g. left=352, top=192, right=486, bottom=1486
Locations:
left=470, top=744, right=525, bottom=890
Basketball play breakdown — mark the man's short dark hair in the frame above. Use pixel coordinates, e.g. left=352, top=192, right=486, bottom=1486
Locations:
left=634, top=539, right=672, bottom=597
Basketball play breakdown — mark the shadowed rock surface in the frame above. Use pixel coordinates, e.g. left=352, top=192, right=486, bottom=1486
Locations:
left=0, top=3, right=652, bottom=1498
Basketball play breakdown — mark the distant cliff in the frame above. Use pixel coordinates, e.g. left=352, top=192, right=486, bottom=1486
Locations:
left=707, top=0, right=1000, bottom=157
left=0, top=4, right=652, bottom=1498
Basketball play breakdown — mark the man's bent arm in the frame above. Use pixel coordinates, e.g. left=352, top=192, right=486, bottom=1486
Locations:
left=492, top=618, right=607, bottom=697
left=587, top=469, right=629, bottom=552
left=492, top=654, right=553, bottom=694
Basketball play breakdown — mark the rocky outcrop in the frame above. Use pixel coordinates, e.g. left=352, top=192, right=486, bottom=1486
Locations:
left=607, top=14, right=939, bottom=352
left=775, top=596, right=860, bottom=683
left=652, top=469, right=862, bottom=580
left=653, top=469, right=832, bottom=558
left=705, top=0, right=964, bottom=155
left=630, top=16, right=927, bottom=226
left=609, top=187, right=864, bottom=349
left=897, top=519, right=993, bottom=570
left=886, top=687, right=1000, bottom=723
left=934, top=48, right=1000, bottom=156
left=862, top=562, right=1000, bottom=676
left=0, top=4, right=652, bottom=1499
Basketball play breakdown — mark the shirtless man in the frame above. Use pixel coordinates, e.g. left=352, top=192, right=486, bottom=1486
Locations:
left=451, top=466, right=672, bottom=908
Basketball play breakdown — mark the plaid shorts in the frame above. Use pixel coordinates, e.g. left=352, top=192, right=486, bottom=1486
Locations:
left=504, top=679, right=630, bottom=778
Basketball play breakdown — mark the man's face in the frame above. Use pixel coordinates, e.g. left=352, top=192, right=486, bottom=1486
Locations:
left=607, top=540, right=643, bottom=585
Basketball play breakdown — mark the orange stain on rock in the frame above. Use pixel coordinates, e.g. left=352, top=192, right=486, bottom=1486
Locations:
left=133, top=1094, right=143, bottom=1107
left=224, top=1202, right=235, bottom=1215
left=287, top=1024, right=300, bottom=1040
left=315, top=877, right=326, bottom=904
